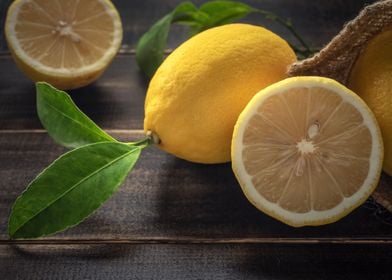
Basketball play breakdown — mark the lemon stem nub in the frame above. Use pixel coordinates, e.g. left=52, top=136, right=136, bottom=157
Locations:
left=126, top=131, right=160, bottom=148
left=146, top=130, right=161, bottom=145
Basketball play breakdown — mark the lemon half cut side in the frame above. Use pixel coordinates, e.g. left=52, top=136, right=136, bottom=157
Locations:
left=232, top=76, right=383, bottom=227
left=5, top=0, right=123, bottom=89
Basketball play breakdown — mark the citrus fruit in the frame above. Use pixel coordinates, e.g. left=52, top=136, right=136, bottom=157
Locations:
left=348, top=28, right=392, bottom=175
left=5, top=0, right=122, bottom=90
left=144, top=23, right=296, bottom=164
left=232, top=76, right=383, bottom=227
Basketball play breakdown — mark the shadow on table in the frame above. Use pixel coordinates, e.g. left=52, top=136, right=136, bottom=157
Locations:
left=152, top=155, right=392, bottom=239
left=239, top=243, right=392, bottom=280
left=9, top=243, right=131, bottom=259
left=153, top=155, right=290, bottom=237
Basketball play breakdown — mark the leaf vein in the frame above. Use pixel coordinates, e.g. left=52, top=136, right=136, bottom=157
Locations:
left=12, top=145, right=139, bottom=236
left=41, top=97, right=115, bottom=145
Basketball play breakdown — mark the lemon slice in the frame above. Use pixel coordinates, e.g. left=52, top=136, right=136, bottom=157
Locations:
left=5, top=0, right=122, bottom=89
left=232, top=76, right=383, bottom=227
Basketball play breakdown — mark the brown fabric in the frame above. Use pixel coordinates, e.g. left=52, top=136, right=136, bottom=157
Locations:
left=373, top=174, right=392, bottom=212
left=288, top=0, right=392, bottom=211
left=288, top=0, right=392, bottom=84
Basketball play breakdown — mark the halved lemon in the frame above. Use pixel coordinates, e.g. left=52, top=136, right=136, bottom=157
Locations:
left=5, top=0, right=122, bottom=89
left=232, top=76, right=383, bottom=227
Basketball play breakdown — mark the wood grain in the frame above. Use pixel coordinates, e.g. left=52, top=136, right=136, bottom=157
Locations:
left=0, top=55, right=147, bottom=130
left=0, top=0, right=9, bottom=52
left=1, top=131, right=391, bottom=241
left=1, top=243, right=392, bottom=280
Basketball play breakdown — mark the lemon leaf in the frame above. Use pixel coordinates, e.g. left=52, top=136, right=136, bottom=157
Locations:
left=136, top=2, right=197, bottom=77
left=36, top=82, right=116, bottom=149
left=136, top=13, right=173, bottom=78
left=8, top=142, right=142, bottom=239
left=195, top=1, right=254, bottom=32
left=174, top=1, right=254, bottom=35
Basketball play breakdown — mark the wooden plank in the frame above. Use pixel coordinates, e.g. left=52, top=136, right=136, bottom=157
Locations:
left=0, top=0, right=10, bottom=52
left=1, top=243, right=391, bottom=279
left=1, top=131, right=391, bottom=241
left=0, top=54, right=146, bottom=130
left=0, top=0, right=376, bottom=52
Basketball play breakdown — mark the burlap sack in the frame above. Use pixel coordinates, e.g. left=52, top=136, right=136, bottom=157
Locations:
left=288, top=0, right=392, bottom=213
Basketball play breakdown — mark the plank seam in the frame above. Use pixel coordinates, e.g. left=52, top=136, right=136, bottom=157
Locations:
left=0, top=129, right=145, bottom=134
left=0, top=48, right=174, bottom=57
left=1, top=237, right=392, bottom=245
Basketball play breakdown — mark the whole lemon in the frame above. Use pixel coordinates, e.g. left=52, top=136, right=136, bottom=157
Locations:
left=144, top=24, right=296, bottom=163
left=348, top=28, right=392, bottom=175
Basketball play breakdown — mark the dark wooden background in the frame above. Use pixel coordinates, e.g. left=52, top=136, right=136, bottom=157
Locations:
left=1, top=0, right=392, bottom=279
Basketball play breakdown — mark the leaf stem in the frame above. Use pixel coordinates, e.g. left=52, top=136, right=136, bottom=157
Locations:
left=126, top=131, right=160, bottom=148
left=255, top=9, right=313, bottom=57
left=126, top=138, right=151, bottom=148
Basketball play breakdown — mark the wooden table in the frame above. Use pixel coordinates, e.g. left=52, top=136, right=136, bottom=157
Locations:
left=1, top=0, right=392, bottom=279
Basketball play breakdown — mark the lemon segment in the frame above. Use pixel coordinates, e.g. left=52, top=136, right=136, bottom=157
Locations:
left=144, top=24, right=296, bottom=164
left=232, top=76, right=383, bottom=227
left=5, top=0, right=123, bottom=89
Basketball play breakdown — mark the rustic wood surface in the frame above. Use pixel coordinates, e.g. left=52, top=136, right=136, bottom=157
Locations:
left=0, top=55, right=146, bottom=130
left=1, top=0, right=391, bottom=279
left=2, top=244, right=392, bottom=280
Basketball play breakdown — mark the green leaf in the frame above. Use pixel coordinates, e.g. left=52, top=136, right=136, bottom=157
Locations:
left=198, top=1, right=254, bottom=28
left=172, top=2, right=200, bottom=21
left=135, top=14, right=173, bottom=77
left=173, top=9, right=209, bottom=25
left=8, top=142, right=141, bottom=239
left=175, top=1, right=255, bottom=35
left=136, top=2, right=197, bottom=77
left=36, top=82, right=116, bottom=149
left=172, top=11, right=210, bottom=35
